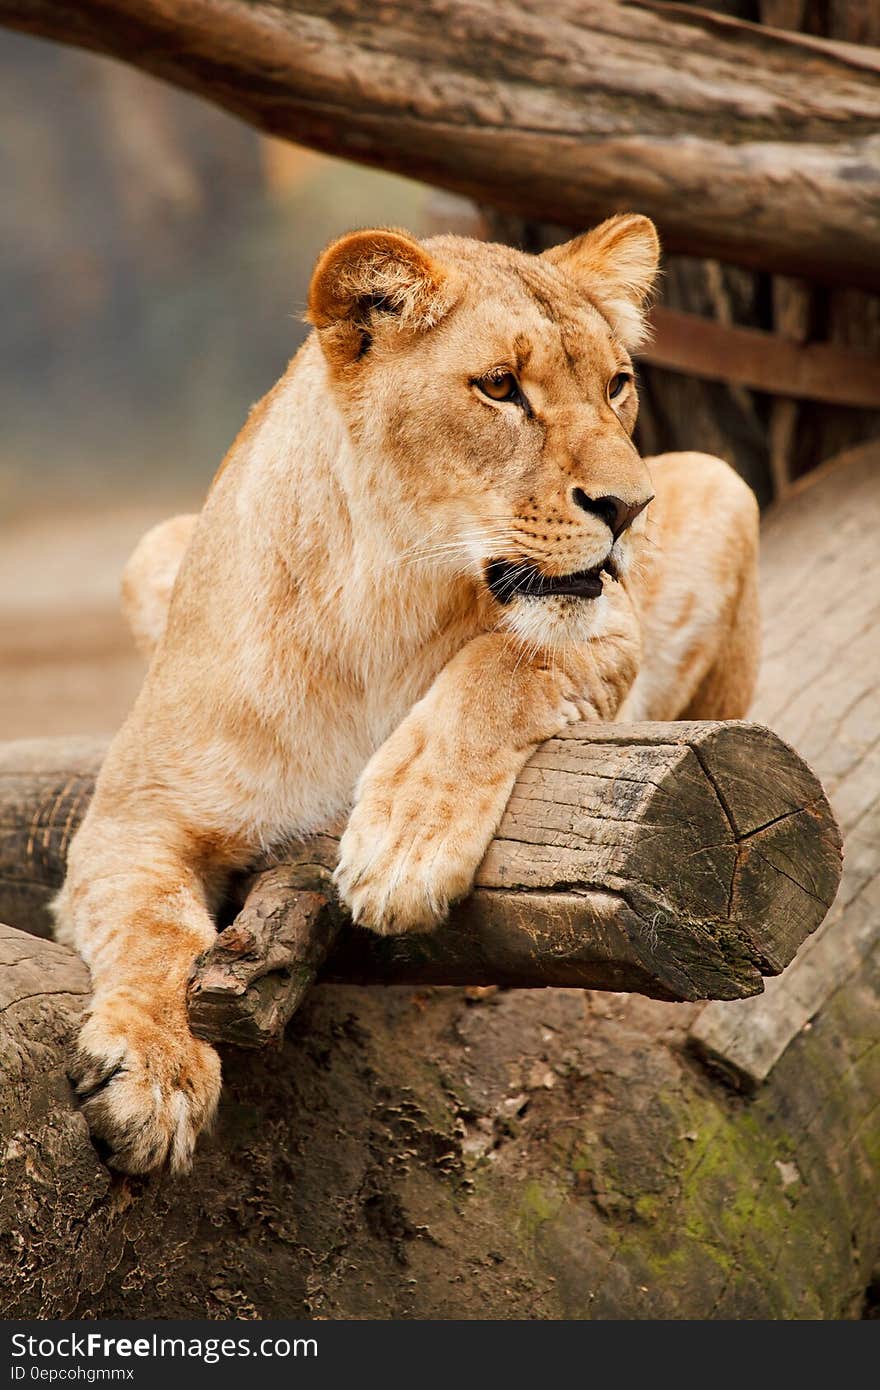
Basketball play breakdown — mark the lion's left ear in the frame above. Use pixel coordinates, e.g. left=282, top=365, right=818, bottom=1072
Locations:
left=308, top=228, right=453, bottom=366
left=542, top=214, right=660, bottom=349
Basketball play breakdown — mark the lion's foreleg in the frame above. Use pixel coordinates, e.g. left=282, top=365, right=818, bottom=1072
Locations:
left=53, top=745, right=226, bottom=1174
left=335, top=585, right=641, bottom=935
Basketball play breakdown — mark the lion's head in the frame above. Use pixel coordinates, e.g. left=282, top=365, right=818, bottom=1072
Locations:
left=308, top=215, right=659, bottom=646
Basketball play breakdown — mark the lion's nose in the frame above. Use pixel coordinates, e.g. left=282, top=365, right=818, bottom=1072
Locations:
left=571, top=489, right=653, bottom=540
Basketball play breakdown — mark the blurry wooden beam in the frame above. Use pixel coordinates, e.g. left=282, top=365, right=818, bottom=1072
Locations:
left=756, top=0, right=880, bottom=486
left=645, top=307, right=880, bottom=410
left=2, top=0, right=880, bottom=288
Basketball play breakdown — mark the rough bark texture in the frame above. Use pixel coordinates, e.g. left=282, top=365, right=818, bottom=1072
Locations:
left=2, top=0, right=880, bottom=288
left=189, top=879, right=337, bottom=1049
left=0, top=720, right=842, bottom=1051
left=0, top=441, right=877, bottom=1319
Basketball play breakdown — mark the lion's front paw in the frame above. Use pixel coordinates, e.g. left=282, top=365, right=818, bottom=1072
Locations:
left=71, top=990, right=221, bottom=1174
left=335, top=817, right=470, bottom=935
left=335, top=773, right=502, bottom=937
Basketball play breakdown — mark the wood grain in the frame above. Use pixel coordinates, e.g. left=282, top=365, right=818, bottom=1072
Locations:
left=1, top=0, right=879, bottom=287
left=689, top=440, right=880, bottom=1088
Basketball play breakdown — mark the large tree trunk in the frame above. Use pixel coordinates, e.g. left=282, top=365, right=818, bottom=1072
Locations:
left=0, top=441, right=878, bottom=1319
left=2, top=0, right=880, bottom=289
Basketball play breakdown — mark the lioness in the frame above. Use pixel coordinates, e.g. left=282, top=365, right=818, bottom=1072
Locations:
left=55, top=216, right=759, bottom=1174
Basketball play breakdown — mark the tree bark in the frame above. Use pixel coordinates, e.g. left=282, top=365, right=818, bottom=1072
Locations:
left=1, top=0, right=879, bottom=288
left=0, top=441, right=877, bottom=1319
left=2, top=892, right=879, bottom=1318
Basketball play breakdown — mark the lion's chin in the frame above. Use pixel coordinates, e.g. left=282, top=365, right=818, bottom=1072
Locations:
left=500, top=591, right=610, bottom=649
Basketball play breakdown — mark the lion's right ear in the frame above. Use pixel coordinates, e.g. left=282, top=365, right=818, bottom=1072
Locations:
left=307, top=229, right=452, bottom=366
left=542, top=215, right=660, bottom=349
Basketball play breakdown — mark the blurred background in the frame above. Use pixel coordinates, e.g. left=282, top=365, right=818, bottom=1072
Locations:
left=1, top=29, right=439, bottom=739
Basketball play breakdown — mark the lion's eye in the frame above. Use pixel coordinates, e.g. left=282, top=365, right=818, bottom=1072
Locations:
left=608, top=372, right=631, bottom=401
left=478, top=372, right=519, bottom=403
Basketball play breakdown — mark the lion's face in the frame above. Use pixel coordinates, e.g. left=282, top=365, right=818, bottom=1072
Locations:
left=308, top=218, right=658, bottom=645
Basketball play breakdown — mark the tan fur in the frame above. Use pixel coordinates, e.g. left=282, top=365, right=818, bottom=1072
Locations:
left=55, top=218, right=759, bottom=1173
left=122, top=513, right=197, bottom=656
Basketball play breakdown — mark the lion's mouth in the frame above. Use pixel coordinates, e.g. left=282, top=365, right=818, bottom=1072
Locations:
left=485, top=556, right=618, bottom=604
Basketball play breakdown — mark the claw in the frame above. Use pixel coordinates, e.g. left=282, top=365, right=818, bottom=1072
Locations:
left=71, top=1059, right=126, bottom=1104
left=70, top=999, right=222, bottom=1175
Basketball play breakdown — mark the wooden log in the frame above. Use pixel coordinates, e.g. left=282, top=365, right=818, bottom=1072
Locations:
left=3, top=897, right=879, bottom=1320
left=3, top=907, right=879, bottom=1320
left=0, top=735, right=103, bottom=942
left=0, top=720, right=842, bottom=1048
left=2, top=0, right=880, bottom=288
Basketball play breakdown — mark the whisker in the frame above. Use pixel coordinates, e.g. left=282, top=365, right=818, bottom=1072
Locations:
left=389, top=526, right=521, bottom=568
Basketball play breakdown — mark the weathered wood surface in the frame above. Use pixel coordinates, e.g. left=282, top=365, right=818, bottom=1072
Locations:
left=2, top=0, right=880, bottom=288
left=0, top=734, right=101, bottom=941
left=0, top=720, right=842, bottom=1049
left=324, top=720, right=839, bottom=989
left=690, top=440, right=880, bottom=1087
left=187, top=877, right=335, bottom=1049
